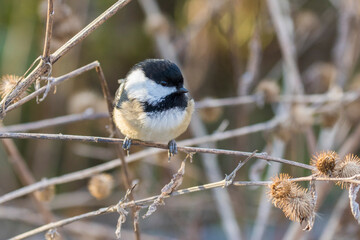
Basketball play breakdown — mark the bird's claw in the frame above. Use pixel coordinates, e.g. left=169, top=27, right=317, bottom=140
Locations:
left=168, top=139, right=177, bottom=161
left=122, top=137, right=132, bottom=156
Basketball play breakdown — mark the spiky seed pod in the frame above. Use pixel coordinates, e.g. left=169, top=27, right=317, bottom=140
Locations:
left=45, top=229, right=61, bottom=240
left=198, top=98, right=223, bottom=123
left=291, top=104, right=314, bottom=130
left=256, top=80, right=280, bottom=103
left=303, top=62, right=336, bottom=94
left=269, top=174, right=293, bottom=202
left=295, top=11, right=320, bottom=37
left=281, top=186, right=314, bottom=224
left=88, top=173, right=114, bottom=200
left=268, top=174, right=315, bottom=226
left=335, top=154, right=360, bottom=188
left=67, top=91, right=106, bottom=114
left=34, top=185, right=55, bottom=202
left=0, top=75, right=22, bottom=102
left=311, top=151, right=339, bottom=177
left=273, top=122, right=292, bottom=142
left=321, top=109, right=340, bottom=128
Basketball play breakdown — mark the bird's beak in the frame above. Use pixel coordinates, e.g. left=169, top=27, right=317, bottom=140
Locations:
left=177, top=87, right=188, bottom=94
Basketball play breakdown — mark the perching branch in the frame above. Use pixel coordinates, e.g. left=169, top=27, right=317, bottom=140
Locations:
left=0, top=117, right=287, bottom=205
left=0, top=131, right=314, bottom=170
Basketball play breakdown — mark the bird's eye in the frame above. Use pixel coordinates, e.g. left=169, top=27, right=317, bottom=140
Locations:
left=160, top=81, right=167, bottom=87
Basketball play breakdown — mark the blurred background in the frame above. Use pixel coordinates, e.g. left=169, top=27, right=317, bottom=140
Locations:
left=0, top=0, right=360, bottom=239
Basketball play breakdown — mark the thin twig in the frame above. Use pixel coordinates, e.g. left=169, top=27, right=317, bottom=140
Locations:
left=0, top=206, right=143, bottom=239
left=5, top=61, right=100, bottom=113
left=225, top=150, right=258, bottom=186
left=0, top=132, right=314, bottom=205
left=0, top=110, right=108, bottom=133
left=9, top=174, right=360, bottom=240
left=0, top=0, right=133, bottom=116
left=0, top=132, right=314, bottom=170
left=0, top=117, right=286, bottom=204
left=266, top=0, right=303, bottom=94
left=0, top=125, right=54, bottom=223
left=94, top=62, right=141, bottom=239
left=42, top=0, right=54, bottom=60
left=195, top=90, right=360, bottom=108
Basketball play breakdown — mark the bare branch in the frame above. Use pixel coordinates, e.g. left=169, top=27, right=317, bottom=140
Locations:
left=0, top=110, right=107, bottom=133
left=9, top=174, right=360, bottom=240
left=0, top=131, right=314, bottom=170
left=0, top=0, right=133, bottom=116
left=42, top=0, right=54, bottom=60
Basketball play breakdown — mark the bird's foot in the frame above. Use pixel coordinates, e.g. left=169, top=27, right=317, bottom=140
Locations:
left=122, top=137, right=132, bottom=156
left=168, top=139, right=178, bottom=161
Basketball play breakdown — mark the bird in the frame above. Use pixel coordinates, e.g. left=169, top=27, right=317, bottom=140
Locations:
left=112, top=59, right=194, bottom=159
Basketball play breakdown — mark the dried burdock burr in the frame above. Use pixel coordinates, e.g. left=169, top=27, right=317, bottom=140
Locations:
left=303, top=62, right=336, bottom=94
left=335, top=154, right=360, bottom=189
left=0, top=75, right=22, bottom=102
left=88, top=173, right=114, bottom=200
left=311, top=151, right=339, bottom=177
left=199, top=98, right=223, bottom=123
left=269, top=174, right=293, bottom=201
left=256, top=79, right=280, bottom=103
left=274, top=104, right=314, bottom=141
left=67, top=91, right=106, bottom=114
left=290, top=104, right=314, bottom=130
left=268, top=174, right=316, bottom=230
left=320, top=108, right=340, bottom=128
left=294, top=10, right=320, bottom=37
left=34, top=185, right=55, bottom=202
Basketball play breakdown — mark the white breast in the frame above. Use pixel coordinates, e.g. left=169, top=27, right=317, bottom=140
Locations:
left=140, top=108, right=187, bottom=142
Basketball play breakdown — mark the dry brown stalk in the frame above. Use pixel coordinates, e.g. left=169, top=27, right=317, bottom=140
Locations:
left=42, top=0, right=54, bottom=60
left=8, top=173, right=360, bottom=240
left=0, top=0, right=133, bottom=117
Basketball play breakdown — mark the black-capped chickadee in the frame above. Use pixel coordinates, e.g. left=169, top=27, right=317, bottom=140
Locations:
left=113, top=59, right=194, bottom=159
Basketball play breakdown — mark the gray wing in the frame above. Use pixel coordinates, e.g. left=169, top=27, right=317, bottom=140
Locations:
left=113, top=79, right=128, bottom=109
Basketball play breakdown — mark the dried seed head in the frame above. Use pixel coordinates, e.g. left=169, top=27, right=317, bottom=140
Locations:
left=0, top=75, right=22, bottom=102
left=303, top=62, right=336, bottom=94
left=256, top=80, right=280, bottom=103
left=274, top=104, right=314, bottom=141
left=269, top=174, right=293, bottom=202
left=38, top=0, right=82, bottom=50
left=320, top=108, right=340, bottom=128
left=268, top=174, right=316, bottom=227
left=335, top=154, right=360, bottom=188
left=199, top=99, right=223, bottom=123
left=311, top=151, right=339, bottom=176
left=55, top=14, right=82, bottom=39
left=281, top=187, right=314, bottom=224
left=295, top=11, right=320, bottom=36
left=45, top=228, right=61, bottom=240
left=290, top=104, right=314, bottom=130
left=67, top=91, right=106, bottom=114
left=88, top=173, right=114, bottom=200
left=34, top=185, right=55, bottom=202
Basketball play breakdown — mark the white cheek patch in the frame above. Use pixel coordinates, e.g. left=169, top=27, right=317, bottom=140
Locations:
left=125, top=69, right=176, bottom=104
